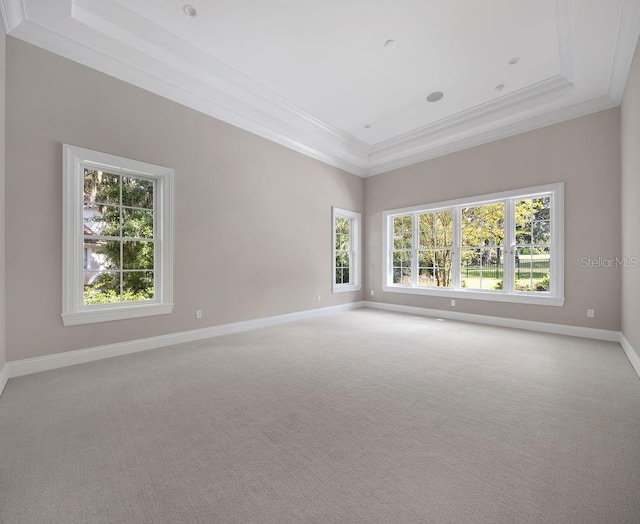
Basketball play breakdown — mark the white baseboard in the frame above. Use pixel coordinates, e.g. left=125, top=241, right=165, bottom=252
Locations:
left=6, top=302, right=365, bottom=380
left=1, top=299, right=630, bottom=390
left=362, top=301, right=621, bottom=342
left=0, top=364, right=8, bottom=396
left=620, top=333, right=640, bottom=380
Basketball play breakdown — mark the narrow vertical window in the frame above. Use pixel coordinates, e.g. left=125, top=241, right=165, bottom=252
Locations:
left=332, top=207, right=361, bottom=292
left=335, top=217, right=351, bottom=285
left=418, top=210, right=453, bottom=287
left=392, top=215, right=413, bottom=285
left=514, top=196, right=551, bottom=292
left=460, top=203, right=505, bottom=290
left=63, top=145, right=174, bottom=325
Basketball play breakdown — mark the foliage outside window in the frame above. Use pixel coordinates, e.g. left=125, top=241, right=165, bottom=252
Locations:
left=460, top=203, right=505, bottom=291
left=83, top=171, right=155, bottom=304
left=514, top=197, right=551, bottom=292
left=332, top=207, right=361, bottom=293
left=382, top=184, right=564, bottom=306
left=392, top=215, right=412, bottom=285
left=419, top=210, right=453, bottom=288
left=63, top=145, right=174, bottom=326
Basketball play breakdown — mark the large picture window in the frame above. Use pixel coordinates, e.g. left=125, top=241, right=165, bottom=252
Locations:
left=63, top=145, right=174, bottom=325
left=382, top=183, right=564, bottom=306
left=332, top=207, right=361, bottom=293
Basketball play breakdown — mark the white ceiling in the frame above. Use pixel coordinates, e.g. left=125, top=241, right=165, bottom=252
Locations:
left=1, top=0, right=640, bottom=176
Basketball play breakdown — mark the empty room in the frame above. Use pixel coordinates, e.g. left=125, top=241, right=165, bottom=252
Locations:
left=1, top=1, right=640, bottom=522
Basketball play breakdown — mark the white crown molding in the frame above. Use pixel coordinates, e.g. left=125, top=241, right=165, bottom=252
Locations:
left=8, top=15, right=369, bottom=176
left=71, top=0, right=370, bottom=161
left=368, top=75, right=574, bottom=162
left=0, top=0, right=25, bottom=33
left=608, top=0, right=640, bottom=103
left=364, top=95, right=617, bottom=177
left=2, top=0, right=637, bottom=177
left=70, top=0, right=584, bottom=173
left=620, top=332, right=640, bottom=380
left=368, top=3, right=577, bottom=163
left=5, top=302, right=365, bottom=379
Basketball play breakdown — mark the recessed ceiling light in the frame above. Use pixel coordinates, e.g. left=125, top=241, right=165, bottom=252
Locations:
left=183, top=4, right=197, bottom=17
left=384, top=39, right=396, bottom=49
left=495, top=84, right=505, bottom=92
left=509, top=56, right=520, bottom=65
left=426, top=91, right=444, bottom=103
left=364, top=124, right=371, bottom=129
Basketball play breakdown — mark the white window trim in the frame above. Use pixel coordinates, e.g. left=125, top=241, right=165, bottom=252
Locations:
left=332, top=207, right=362, bottom=293
left=62, top=145, right=174, bottom=326
left=382, top=183, right=564, bottom=306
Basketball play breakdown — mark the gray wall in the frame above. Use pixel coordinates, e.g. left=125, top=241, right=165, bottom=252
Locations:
left=364, top=109, right=622, bottom=330
left=0, top=24, right=5, bottom=372
left=5, top=39, right=363, bottom=361
left=621, top=38, right=640, bottom=354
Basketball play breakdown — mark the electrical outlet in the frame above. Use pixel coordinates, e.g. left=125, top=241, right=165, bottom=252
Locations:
left=317, top=295, right=321, bottom=302
left=587, top=309, right=595, bottom=318
left=451, top=299, right=456, bottom=306
left=370, top=290, right=375, bottom=296
left=196, top=310, right=202, bottom=319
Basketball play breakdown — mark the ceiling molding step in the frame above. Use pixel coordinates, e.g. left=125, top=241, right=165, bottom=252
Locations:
left=556, top=0, right=575, bottom=82
left=369, top=74, right=574, bottom=162
left=608, top=0, right=640, bottom=103
left=280, top=140, right=367, bottom=176
left=8, top=16, right=368, bottom=176
left=363, top=95, right=616, bottom=177
left=0, top=0, right=25, bottom=33
left=3, top=1, right=636, bottom=178
left=72, top=0, right=370, bottom=161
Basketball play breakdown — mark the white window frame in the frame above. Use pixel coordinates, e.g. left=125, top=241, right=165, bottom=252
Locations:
left=332, top=207, right=361, bottom=293
left=62, top=145, right=174, bottom=326
left=382, top=183, right=564, bottom=306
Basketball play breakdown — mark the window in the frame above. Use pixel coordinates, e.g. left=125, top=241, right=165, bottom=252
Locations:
left=332, top=207, right=361, bottom=293
left=382, top=183, right=564, bottom=306
left=460, top=203, right=505, bottom=291
left=392, top=215, right=412, bottom=285
left=514, top=196, right=551, bottom=292
left=62, top=145, right=174, bottom=325
left=418, top=210, right=453, bottom=288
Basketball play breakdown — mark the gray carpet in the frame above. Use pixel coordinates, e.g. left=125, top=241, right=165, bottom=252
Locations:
left=1, top=309, right=639, bottom=523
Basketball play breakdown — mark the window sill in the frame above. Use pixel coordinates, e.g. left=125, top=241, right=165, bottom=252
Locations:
left=62, top=303, right=174, bottom=326
left=332, top=284, right=362, bottom=294
left=382, top=285, right=564, bottom=306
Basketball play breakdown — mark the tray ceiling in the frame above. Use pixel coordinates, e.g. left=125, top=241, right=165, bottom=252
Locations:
left=2, top=0, right=639, bottom=176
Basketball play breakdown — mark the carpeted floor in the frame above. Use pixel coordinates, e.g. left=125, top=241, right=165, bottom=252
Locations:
left=1, top=309, right=639, bottom=523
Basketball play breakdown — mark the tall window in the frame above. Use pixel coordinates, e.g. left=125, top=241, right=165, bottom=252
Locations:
left=418, top=210, right=453, bottom=288
left=382, top=183, right=564, bottom=306
left=514, top=196, right=551, bottom=292
left=63, top=145, right=174, bottom=325
left=460, top=203, right=504, bottom=290
left=332, top=207, right=361, bottom=293
left=392, top=215, right=412, bottom=285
